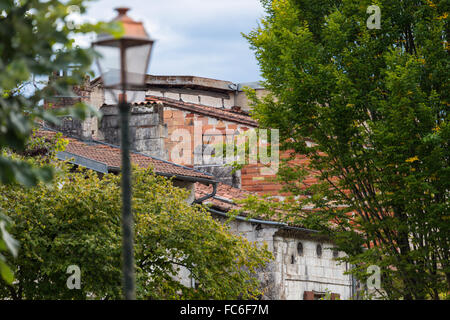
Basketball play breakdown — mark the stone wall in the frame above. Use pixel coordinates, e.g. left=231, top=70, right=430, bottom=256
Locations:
left=212, top=215, right=353, bottom=300
left=99, top=104, right=168, bottom=159
left=45, top=116, right=86, bottom=140
left=273, top=235, right=352, bottom=300
left=44, top=74, right=97, bottom=140
left=146, top=86, right=267, bottom=111
left=234, top=88, right=268, bottom=112
left=194, top=165, right=241, bottom=188
left=172, top=179, right=196, bottom=204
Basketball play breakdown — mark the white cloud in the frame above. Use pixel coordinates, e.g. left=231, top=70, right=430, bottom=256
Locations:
left=83, top=0, right=265, bottom=82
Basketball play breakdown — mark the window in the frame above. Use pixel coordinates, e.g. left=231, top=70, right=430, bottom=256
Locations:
left=297, top=242, right=303, bottom=256
left=199, top=131, right=239, bottom=166
left=316, top=244, right=322, bottom=257
left=333, top=248, right=339, bottom=259
left=303, top=291, right=341, bottom=300
left=303, top=291, right=325, bottom=300
left=291, top=254, right=295, bottom=264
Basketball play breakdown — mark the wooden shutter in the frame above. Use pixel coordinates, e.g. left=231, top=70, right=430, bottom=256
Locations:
left=331, top=293, right=340, bottom=300
left=303, top=291, right=315, bottom=300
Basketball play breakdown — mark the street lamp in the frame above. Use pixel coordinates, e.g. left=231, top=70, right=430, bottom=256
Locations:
left=92, top=7, right=154, bottom=300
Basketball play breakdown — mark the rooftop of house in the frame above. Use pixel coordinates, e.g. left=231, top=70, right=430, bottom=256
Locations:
left=195, top=182, right=254, bottom=213
left=195, top=182, right=323, bottom=238
left=145, top=75, right=234, bottom=93
left=90, top=74, right=265, bottom=94
left=37, top=128, right=321, bottom=237
left=36, top=128, right=214, bottom=182
left=99, top=97, right=258, bottom=126
left=144, top=95, right=259, bottom=127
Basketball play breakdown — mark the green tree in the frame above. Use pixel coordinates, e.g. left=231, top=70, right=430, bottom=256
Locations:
left=0, top=0, right=119, bottom=283
left=0, top=137, right=271, bottom=299
left=243, top=0, right=449, bottom=299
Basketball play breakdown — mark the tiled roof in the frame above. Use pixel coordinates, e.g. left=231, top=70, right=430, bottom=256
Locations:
left=195, top=182, right=321, bottom=234
left=195, top=182, right=254, bottom=212
left=144, top=96, right=258, bottom=127
left=36, top=129, right=214, bottom=181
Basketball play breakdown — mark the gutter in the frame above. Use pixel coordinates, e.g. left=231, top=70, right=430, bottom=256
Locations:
left=56, top=151, right=109, bottom=174
left=109, top=167, right=216, bottom=185
left=193, top=181, right=217, bottom=204
left=156, top=172, right=216, bottom=185
left=207, top=207, right=318, bottom=233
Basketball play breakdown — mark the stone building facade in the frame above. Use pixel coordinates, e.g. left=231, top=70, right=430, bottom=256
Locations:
left=144, top=75, right=267, bottom=112
left=195, top=183, right=355, bottom=300
left=46, top=74, right=303, bottom=193
left=222, top=218, right=353, bottom=299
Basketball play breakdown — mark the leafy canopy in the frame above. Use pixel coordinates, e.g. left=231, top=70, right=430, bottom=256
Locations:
left=244, top=0, right=449, bottom=299
left=0, top=136, right=272, bottom=299
left=0, top=0, right=121, bottom=284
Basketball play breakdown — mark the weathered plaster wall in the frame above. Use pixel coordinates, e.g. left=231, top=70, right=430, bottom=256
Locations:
left=172, top=179, right=196, bottom=204
left=104, top=89, right=146, bottom=105
left=234, top=89, right=268, bottom=112
left=273, top=235, right=351, bottom=300
left=212, top=215, right=352, bottom=300
left=146, top=85, right=267, bottom=112
left=147, top=88, right=234, bottom=109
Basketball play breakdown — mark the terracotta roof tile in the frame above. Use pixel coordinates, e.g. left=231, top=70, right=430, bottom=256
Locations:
left=195, top=182, right=319, bottom=232
left=36, top=129, right=213, bottom=180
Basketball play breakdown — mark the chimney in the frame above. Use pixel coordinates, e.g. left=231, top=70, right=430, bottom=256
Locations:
left=43, top=70, right=94, bottom=141
left=99, top=102, right=168, bottom=159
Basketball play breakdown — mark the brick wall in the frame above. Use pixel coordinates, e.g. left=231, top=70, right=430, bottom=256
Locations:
left=240, top=151, right=319, bottom=196
left=164, top=107, right=251, bottom=186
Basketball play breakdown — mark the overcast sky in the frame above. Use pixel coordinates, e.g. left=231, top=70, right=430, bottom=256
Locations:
left=82, top=0, right=266, bottom=84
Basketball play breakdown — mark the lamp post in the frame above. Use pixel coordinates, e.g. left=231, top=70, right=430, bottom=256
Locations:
left=92, top=7, right=154, bottom=300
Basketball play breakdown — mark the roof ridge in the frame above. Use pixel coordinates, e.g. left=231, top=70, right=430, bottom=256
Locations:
left=144, top=95, right=258, bottom=127
left=146, top=95, right=242, bottom=114
left=91, top=139, right=214, bottom=178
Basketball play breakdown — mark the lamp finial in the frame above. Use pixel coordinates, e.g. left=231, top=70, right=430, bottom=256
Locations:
left=115, top=7, right=130, bottom=16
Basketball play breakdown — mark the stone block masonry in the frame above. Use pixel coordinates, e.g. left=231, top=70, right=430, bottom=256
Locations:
left=99, top=104, right=168, bottom=159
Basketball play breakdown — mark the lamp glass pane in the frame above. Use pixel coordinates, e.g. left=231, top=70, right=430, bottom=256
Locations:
left=125, top=43, right=152, bottom=87
left=94, top=44, right=121, bottom=88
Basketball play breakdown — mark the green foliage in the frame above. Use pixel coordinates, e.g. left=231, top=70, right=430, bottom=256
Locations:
left=0, top=0, right=119, bottom=284
left=0, top=0, right=106, bottom=184
left=244, top=0, right=449, bottom=299
left=133, top=171, right=272, bottom=300
left=318, top=289, right=340, bottom=300
left=0, top=154, right=271, bottom=299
